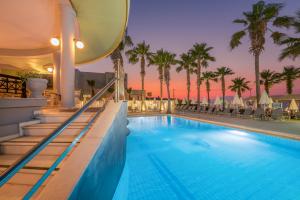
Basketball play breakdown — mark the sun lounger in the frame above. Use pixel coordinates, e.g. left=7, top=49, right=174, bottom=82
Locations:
left=191, top=106, right=197, bottom=112
left=207, top=107, right=215, bottom=114
left=220, top=108, right=232, bottom=115
left=175, top=105, right=181, bottom=112
left=295, top=112, right=300, bottom=120
left=180, top=105, right=190, bottom=113
left=254, top=108, right=266, bottom=120
left=231, top=109, right=240, bottom=117
left=175, top=105, right=181, bottom=110
left=240, top=108, right=254, bottom=118
left=200, top=106, right=206, bottom=113
left=271, top=109, right=289, bottom=120
left=213, top=107, right=221, bottom=114
left=187, top=105, right=194, bottom=112
left=239, top=109, right=245, bottom=115
left=196, top=105, right=201, bottom=112
left=175, top=105, right=185, bottom=113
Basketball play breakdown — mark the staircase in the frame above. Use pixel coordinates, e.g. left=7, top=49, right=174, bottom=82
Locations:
left=0, top=110, right=96, bottom=199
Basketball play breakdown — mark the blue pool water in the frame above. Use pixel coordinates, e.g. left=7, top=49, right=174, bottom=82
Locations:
left=113, top=116, right=300, bottom=200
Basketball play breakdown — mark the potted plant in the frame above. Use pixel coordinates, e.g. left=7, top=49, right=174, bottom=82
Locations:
left=18, top=71, right=48, bottom=98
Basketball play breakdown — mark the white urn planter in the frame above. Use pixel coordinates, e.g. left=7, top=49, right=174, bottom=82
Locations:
left=27, top=78, right=48, bottom=98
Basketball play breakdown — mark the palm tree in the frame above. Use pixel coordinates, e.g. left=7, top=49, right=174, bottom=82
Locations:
left=281, top=66, right=300, bottom=95
left=148, top=49, right=165, bottom=111
left=110, top=32, right=133, bottom=99
left=201, top=71, right=218, bottom=105
left=230, top=1, right=289, bottom=105
left=162, top=51, right=177, bottom=114
left=126, top=41, right=152, bottom=109
left=127, top=87, right=132, bottom=100
left=260, top=69, right=281, bottom=95
left=216, top=67, right=234, bottom=110
left=86, top=80, right=96, bottom=96
left=110, top=33, right=133, bottom=71
left=229, top=77, right=251, bottom=98
left=279, top=10, right=300, bottom=60
left=176, top=53, right=195, bottom=105
left=189, top=43, right=215, bottom=109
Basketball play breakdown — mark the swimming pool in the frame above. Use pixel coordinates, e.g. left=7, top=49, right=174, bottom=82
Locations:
left=113, top=116, right=300, bottom=200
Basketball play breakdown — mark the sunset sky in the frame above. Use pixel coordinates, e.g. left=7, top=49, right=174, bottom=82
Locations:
left=80, top=0, right=300, bottom=100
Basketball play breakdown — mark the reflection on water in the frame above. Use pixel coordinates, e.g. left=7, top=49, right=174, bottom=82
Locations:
left=115, top=116, right=300, bottom=200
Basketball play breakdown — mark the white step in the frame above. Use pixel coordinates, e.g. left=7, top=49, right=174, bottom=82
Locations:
left=23, top=123, right=88, bottom=136
left=0, top=154, right=62, bottom=169
left=0, top=141, right=73, bottom=156
left=36, top=112, right=95, bottom=123
left=0, top=167, right=55, bottom=186
left=0, top=168, right=54, bottom=199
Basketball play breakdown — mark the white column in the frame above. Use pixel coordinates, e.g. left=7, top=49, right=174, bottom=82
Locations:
left=59, top=0, right=76, bottom=108
left=52, top=51, right=61, bottom=95
left=119, top=65, right=125, bottom=100
left=115, top=59, right=120, bottom=102
left=119, top=63, right=125, bottom=100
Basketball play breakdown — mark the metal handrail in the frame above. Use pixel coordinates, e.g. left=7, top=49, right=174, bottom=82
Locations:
left=0, top=78, right=116, bottom=187
left=23, top=99, right=110, bottom=199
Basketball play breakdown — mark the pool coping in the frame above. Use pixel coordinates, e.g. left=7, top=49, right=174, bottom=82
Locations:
left=128, top=113, right=300, bottom=141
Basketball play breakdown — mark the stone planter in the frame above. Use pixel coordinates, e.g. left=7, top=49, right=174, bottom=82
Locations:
left=27, top=78, right=48, bottom=98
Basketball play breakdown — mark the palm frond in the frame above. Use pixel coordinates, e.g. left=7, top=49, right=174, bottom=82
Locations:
left=233, top=19, right=248, bottom=26
left=176, top=66, right=183, bottom=73
left=230, top=31, right=246, bottom=49
left=279, top=41, right=300, bottom=60
left=271, top=31, right=286, bottom=44
left=273, top=16, right=294, bottom=28
left=128, top=55, right=139, bottom=64
left=263, top=3, right=283, bottom=20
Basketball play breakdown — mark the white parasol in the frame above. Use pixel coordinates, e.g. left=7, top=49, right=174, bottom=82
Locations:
left=289, top=99, right=299, bottom=111
left=267, top=97, right=273, bottom=109
left=232, top=93, right=240, bottom=105
left=239, top=97, right=244, bottom=107
left=214, top=96, right=222, bottom=106
left=201, top=97, right=208, bottom=105
left=174, top=98, right=179, bottom=105
left=259, top=90, right=269, bottom=105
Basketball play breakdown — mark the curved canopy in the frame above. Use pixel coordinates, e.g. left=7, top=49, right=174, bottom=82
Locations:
left=0, top=0, right=130, bottom=72
left=73, top=0, right=129, bottom=64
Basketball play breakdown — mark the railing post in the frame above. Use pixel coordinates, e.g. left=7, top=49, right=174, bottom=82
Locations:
left=6, top=77, right=9, bottom=93
left=14, top=79, right=18, bottom=94
left=21, top=81, right=27, bottom=98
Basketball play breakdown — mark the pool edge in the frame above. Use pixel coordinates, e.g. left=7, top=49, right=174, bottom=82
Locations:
left=128, top=113, right=300, bottom=141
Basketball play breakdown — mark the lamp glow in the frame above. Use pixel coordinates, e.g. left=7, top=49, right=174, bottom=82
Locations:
left=50, top=38, right=60, bottom=46
left=47, top=67, right=54, bottom=73
left=76, top=41, right=84, bottom=49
